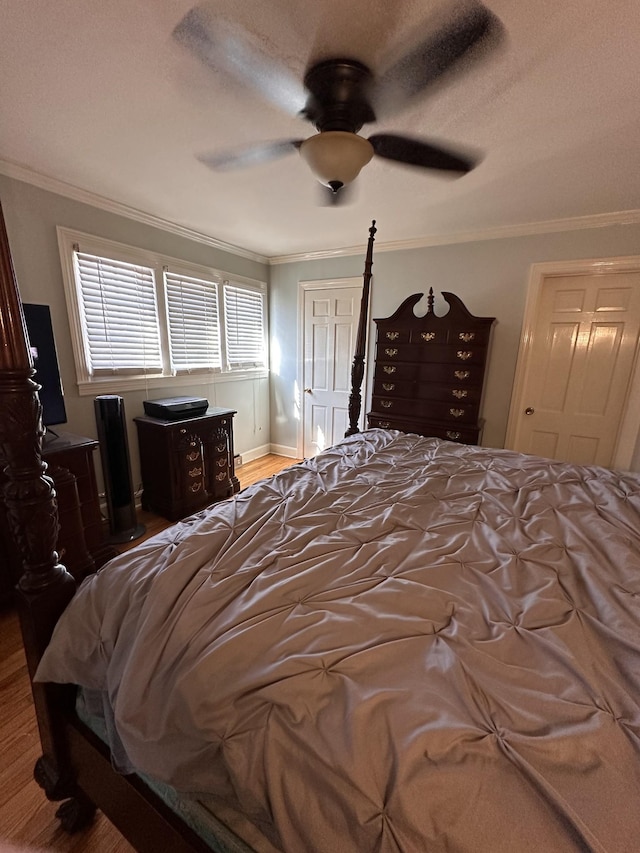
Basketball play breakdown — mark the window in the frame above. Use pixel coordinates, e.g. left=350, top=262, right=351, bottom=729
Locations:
left=165, top=271, right=222, bottom=373
left=224, top=282, right=266, bottom=368
left=74, top=252, right=163, bottom=375
left=58, top=228, right=267, bottom=395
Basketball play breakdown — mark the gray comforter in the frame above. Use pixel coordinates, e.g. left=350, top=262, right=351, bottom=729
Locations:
left=37, top=430, right=640, bottom=852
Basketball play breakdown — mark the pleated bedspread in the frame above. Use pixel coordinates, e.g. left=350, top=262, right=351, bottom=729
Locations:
left=37, top=430, right=640, bottom=852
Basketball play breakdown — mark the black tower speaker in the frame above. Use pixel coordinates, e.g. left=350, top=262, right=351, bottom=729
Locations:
left=94, top=395, right=145, bottom=543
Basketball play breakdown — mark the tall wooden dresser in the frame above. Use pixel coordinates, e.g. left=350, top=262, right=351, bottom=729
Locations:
left=367, top=290, right=495, bottom=445
left=134, top=407, right=240, bottom=521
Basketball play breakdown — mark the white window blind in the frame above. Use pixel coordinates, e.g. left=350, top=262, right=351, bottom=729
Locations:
left=165, top=271, right=222, bottom=372
left=224, top=282, right=266, bottom=368
left=74, top=251, right=162, bottom=374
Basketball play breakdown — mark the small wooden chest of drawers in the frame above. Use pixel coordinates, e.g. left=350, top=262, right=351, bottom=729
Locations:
left=134, top=408, right=240, bottom=521
left=0, top=431, right=114, bottom=603
left=367, top=290, right=495, bottom=445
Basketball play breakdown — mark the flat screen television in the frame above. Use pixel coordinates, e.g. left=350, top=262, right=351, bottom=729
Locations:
left=23, top=303, right=67, bottom=428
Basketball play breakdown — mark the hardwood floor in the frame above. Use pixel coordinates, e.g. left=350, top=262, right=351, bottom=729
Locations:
left=0, top=454, right=299, bottom=851
left=116, top=452, right=302, bottom=553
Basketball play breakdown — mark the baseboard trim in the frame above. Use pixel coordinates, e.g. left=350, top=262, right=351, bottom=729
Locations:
left=235, top=444, right=300, bottom=469
left=269, top=443, right=300, bottom=459
left=237, top=444, right=272, bottom=466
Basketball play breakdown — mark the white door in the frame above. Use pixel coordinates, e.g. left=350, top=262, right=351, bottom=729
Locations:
left=507, top=264, right=640, bottom=467
left=302, top=281, right=363, bottom=458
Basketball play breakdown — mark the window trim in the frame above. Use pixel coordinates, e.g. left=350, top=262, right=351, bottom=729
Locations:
left=57, top=227, right=268, bottom=396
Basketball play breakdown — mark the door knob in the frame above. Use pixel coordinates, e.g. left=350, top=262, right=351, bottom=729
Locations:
left=525, top=407, right=535, bottom=415
left=304, top=388, right=312, bottom=394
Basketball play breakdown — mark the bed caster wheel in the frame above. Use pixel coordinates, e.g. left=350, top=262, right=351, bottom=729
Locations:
left=55, top=793, right=96, bottom=833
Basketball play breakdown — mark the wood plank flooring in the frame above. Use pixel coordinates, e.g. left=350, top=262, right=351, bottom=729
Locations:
left=0, top=454, right=299, bottom=851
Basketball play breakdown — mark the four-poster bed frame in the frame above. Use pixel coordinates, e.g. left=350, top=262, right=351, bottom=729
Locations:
left=0, top=202, right=376, bottom=850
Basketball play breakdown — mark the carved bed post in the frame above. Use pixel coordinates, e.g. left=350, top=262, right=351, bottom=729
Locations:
left=0, top=201, right=79, bottom=802
left=345, top=219, right=377, bottom=437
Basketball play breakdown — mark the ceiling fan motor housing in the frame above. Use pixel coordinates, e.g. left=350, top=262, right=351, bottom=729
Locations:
left=301, top=59, right=376, bottom=133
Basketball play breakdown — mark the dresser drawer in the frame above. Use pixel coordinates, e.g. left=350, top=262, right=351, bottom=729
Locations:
left=447, top=327, right=492, bottom=346
left=367, top=413, right=482, bottom=445
left=375, top=361, right=418, bottom=381
left=377, top=327, right=412, bottom=345
left=372, top=396, right=479, bottom=424
left=373, top=377, right=416, bottom=397
left=416, top=363, right=484, bottom=384
left=379, top=326, right=490, bottom=348
left=374, top=379, right=482, bottom=404
left=378, top=343, right=488, bottom=366
left=170, top=417, right=231, bottom=448
left=420, top=344, right=488, bottom=365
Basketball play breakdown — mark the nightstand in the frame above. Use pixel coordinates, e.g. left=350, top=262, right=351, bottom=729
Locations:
left=134, top=407, right=240, bottom=521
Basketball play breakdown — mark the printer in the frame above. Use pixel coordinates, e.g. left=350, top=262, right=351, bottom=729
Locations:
left=143, top=396, right=209, bottom=420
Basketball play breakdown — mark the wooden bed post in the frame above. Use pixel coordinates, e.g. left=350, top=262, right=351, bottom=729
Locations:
left=345, top=219, right=376, bottom=437
left=0, top=201, right=81, bottom=806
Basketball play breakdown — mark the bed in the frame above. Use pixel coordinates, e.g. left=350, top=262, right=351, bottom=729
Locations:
left=1, top=202, right=640, bottom=853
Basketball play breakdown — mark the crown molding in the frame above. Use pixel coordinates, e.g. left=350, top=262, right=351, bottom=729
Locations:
left=268, top=208, right=640, bottom=265
left=3, top=158, right=640, bottom=268
left=0, top=159, right=269, bottom=265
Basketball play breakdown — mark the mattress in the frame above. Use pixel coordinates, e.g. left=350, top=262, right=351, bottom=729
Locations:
left=76, top=688, right=276, bottom=853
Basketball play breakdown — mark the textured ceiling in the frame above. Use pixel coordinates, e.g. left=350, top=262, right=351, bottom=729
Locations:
left=1, top=0, right=639, bottom=258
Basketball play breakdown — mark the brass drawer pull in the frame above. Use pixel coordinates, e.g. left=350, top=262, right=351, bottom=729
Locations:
left=452, top=389, right=468, bottom=399
left=454, top=370, right=470, bottom=380
left=186, top=451, right=200, bottom=462
left=385, top=331, right=400, bottom=340
left=188, top=466, right=202, bottom=478
left=384, top=348, right=399, bottom=357
left=383, top=365, right=397, bottom=375
left=190, top=482, right=202, bottom=493
left=378, top=421, right=391, bottom=428
left=381, top=400, right=393, bottom=409
left=215, top=442, right=226, bottom=453
left=450, top=408, right=465, bottom=418
left=446, top=431, right=461, bottom=440
left=382, top=382, right=395, bottom=391
left=458, top=332, right=475, bottom=342
left=456, top=351, right=473, bottom=361
left=215, top=471, right=227, bottom=481
left=216, top=457, right=226, bottom=467
left=421, top=331, right=436, bottom=342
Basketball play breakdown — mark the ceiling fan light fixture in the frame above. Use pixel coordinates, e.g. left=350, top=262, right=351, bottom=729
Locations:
left=299, top=131, right=374, bottom=188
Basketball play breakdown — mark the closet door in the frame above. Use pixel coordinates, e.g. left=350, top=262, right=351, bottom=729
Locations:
left=508, top=264, right=640, bottom=468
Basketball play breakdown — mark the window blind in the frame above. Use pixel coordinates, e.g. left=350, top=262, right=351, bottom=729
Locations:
left=165, top=271, right=222, bottom=372
left=224, top=283, right=266, bottom=368
left=74, top=251, right=162, bottom=374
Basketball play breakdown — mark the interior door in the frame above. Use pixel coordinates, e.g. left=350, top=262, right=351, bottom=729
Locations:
left=302, top=282, right=362, bottom=458
left=508, top=269, right=640, bottom=467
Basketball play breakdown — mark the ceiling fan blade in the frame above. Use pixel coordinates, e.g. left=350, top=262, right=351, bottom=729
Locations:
left=198, top=139, right=303, bottom=172
left=368, top=134, right=476, bottom=173
left=374, top=0, right=504, bottom=116
left=173, top=6, right=307, bottom=116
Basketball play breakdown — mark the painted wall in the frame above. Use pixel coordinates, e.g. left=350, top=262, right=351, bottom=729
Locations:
left=269, top=221, right=640, bottom=470
left=3, top=171, right=639, bottom=483
left=0, top=175, right=271, bottom=493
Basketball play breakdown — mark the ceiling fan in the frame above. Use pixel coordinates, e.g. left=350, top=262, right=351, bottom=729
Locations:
left=173, top=1, right=504, bottom=202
